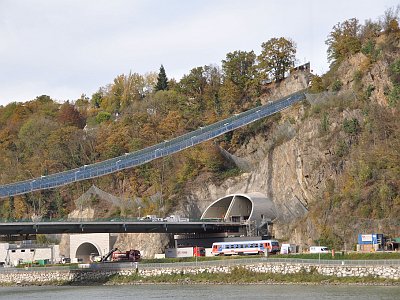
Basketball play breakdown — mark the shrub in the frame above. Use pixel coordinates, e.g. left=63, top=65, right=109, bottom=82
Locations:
left=309, top=76, right=325, bottom=93
left=360, top=19, right=381, bottom=43
left=353, top=70, right=362, bottom=83
left=365, top=84, right=375, bottom=99
left=390, top=59, right=400, bottom=74
left=353, top=70, right=363, bottom=93
left=361, top=40, right=374, bottom=56
left=358, top=161, right=372, bottom=183
left=335, top=140, right=349, bottom=157
left=343, top=118, right=360, bottom=134
left=382, top=8, right=400, bottom=33
left=332, top=79, right=343, bottom=92
left=389, top=59, right=400, bottom=84
left=361, top=40, right=380, bottom=61
left=388, top=85, right=400, bottom=107
left=95, top=111, right=111, bottom=124
left=320, top=112, right=330, bottom=133
left=311, top=104, right=321, bottom=115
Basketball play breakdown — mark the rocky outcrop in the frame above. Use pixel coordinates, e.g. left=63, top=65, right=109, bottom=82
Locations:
left=333, top=35, right=399, bottom=107
left=114, top=233, right=171, bottom=259
left=260, top=69, right=312, bottom=104
left=58, top=207, right=96, bottom=257
left=183, top=72, right=361, bottom=247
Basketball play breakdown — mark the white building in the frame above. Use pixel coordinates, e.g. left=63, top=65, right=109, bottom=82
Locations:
left=0, top=241, right=59, bottom=266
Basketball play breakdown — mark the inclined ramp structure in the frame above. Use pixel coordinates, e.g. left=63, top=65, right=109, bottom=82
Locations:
left=0, top=91, right=306, bottom=198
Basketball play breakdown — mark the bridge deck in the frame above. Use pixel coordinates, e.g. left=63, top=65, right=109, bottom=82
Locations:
left=0, top=221, right=244, bottom=235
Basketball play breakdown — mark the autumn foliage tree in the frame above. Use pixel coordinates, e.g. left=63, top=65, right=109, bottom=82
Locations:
left=257, top=37, right=296, bottom=82
left=326, top=18, right=361, bottom=64
left=57, top=101, right=86, bottom=129
left=178, top=64, right=223, bottom=118
left=179, top=67, right=208, bottom=112
left=221, top=50, right=259, bottom=108
left=222, top=50, right=257, bottom=90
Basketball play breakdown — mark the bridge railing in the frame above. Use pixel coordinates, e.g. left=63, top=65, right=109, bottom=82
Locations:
left=0, top=217, right=239, bottom=223
left=0, top=91, right=306, bottom=198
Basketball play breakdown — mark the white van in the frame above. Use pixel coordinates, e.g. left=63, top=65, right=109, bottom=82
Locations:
left=309, top=246, right=329, bottom=253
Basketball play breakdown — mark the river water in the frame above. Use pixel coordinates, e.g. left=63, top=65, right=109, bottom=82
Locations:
left=0, top=284, right=399, bottom=299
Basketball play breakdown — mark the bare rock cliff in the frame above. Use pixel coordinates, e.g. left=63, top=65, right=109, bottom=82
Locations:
left=114, top=233, right=171, bottom=259
left=184, top=72, right=361, bottom=247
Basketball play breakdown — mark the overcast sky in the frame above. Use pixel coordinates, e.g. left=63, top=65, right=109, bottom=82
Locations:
left=0, top=0, right=398, bottom=106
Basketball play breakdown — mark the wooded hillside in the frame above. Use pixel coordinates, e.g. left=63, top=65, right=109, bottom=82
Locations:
left=0, top=8, right=399, bottom=249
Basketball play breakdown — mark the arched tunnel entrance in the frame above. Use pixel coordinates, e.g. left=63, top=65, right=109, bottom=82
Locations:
left=201, top=192, right=277, bottom=236
left=201, top=195, right=252, bottom=222
left=75, top=242, right=100, bottom=263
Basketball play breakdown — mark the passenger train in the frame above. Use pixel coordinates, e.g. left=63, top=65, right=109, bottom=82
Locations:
left=212, top=240, right=280, bottom=256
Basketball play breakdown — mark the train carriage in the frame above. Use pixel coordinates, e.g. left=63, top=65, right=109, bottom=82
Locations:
left=212, top=240, right=280, bottom=256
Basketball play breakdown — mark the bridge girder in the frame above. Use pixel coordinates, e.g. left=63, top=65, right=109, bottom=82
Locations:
left=0, top=221, right=244, bottom=236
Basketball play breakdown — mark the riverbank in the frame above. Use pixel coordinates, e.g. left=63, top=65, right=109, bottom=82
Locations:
left=1, top=260, right=399, bottom=287
left=104, top=267, right=399, bottom=286
left=1, top=271, right=399, bottom=287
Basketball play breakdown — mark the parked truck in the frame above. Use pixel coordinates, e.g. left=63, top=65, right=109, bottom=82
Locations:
left=101, top=248, right=141, bottom=262
left=165, top=247, right=205, bottom=258
left=111, top=249, right=141, bottom=262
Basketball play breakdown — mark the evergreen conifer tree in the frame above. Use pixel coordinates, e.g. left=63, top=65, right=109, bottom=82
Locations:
left=155, top=65, right=169, bottom=91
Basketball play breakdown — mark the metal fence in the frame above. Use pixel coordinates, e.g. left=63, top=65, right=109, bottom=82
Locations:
left=0, top=91, right=306, bottom=198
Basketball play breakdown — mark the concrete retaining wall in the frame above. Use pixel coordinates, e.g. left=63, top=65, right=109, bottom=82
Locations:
left=0, top=262, right=399, bottom=284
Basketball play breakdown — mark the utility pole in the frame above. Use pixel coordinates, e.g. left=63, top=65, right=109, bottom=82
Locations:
left=160, top=157, right=165, bottom=216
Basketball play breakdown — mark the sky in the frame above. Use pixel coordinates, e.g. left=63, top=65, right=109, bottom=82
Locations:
left=0, top=0, right=398, bottom=106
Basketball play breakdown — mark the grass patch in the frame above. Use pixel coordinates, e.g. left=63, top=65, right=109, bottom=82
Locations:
left=276, top=252, right=400, bottom=260
left=141, top=255, right=250, bottom=264
left=140, top=252, right=400, bottom=264
left=216, top=167, right=242, bottom=181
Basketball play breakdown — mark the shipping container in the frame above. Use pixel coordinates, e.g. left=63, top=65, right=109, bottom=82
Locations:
left=357, top=234, right=384, bottom=245
left=165, top=247, right=205, bottom=258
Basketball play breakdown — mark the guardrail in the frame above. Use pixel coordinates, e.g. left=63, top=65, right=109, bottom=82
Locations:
left=0, top=217, right=226, bottom=223
left=138, top=257, right=400, bottom=269
left=1, top=257, right=399, bottom=273
left=0, top=91, right=306, bottom=198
